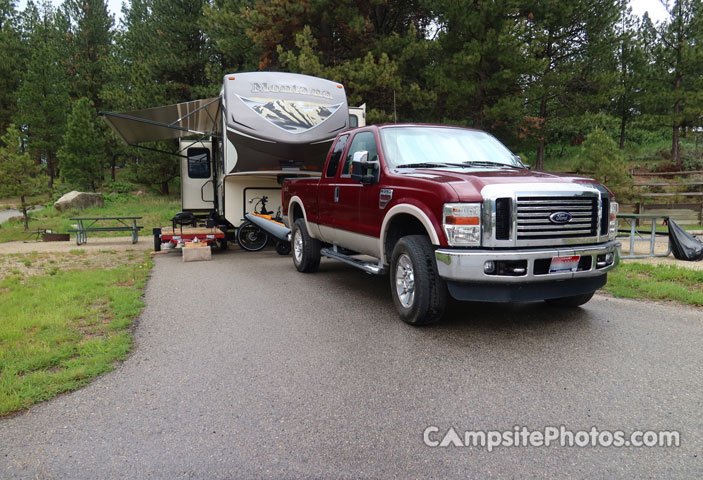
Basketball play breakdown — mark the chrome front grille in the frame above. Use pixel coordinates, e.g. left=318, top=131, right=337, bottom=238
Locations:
left=516, top=196, right=597, bottom=240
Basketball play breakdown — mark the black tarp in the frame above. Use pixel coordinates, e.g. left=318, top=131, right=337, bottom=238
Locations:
left=668, top=219, right=703, bottom=261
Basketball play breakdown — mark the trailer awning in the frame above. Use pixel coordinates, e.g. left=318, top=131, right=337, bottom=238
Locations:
left=101, top=97, right=221, bottom=144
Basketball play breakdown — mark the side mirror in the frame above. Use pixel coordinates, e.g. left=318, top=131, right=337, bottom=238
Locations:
left=350, top=151, right=379, bottom=185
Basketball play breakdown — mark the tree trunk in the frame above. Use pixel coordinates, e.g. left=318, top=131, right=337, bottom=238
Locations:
left=161, top=181, right=169, bottom=196
left=619, top=113, right=627, bottom=150
left=672, top=70, right=682, bottom=169
left=535, top=95, right=548, bottom=171
left=21, top=196, right=28, bottom=231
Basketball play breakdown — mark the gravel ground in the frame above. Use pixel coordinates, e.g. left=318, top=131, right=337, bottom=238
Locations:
left=619, top=233, right=703, bottom=270
left=0, top=248, right=701, bottom=479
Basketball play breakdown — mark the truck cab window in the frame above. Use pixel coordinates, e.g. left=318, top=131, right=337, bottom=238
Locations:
left=187, top=148, right=211, bottom=179
left=325, top=134, right=349, bottom=178
left=342, top=131, right=378, bottom=176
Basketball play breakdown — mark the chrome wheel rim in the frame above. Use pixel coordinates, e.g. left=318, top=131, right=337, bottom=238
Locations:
left=395, top=254, right=415, bottom=308
left=293, top=230, right=303, bottom=263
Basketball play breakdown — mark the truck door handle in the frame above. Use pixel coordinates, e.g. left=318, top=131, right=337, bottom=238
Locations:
left=334, top=186, right=339, bottom=203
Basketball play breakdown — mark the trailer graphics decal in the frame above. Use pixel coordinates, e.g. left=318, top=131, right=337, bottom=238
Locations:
left=238, top=95, right=342, bottom=134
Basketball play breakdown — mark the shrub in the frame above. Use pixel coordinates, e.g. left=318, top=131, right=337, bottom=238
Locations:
left=577, top=129, right=632, bottom=200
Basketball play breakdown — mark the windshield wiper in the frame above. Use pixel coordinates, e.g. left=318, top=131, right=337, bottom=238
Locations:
left=396, top=162, right=470, bottom=169
left=462, top=160, right=526, bottom=169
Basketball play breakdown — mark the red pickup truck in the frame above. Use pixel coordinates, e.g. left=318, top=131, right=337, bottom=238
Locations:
left=282, top=124, right=620, bottom=325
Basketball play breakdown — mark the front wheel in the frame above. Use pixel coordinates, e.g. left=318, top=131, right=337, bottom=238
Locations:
left=236, top=221, right=268, bottom=251
left=390, top=235, right=447, bottom=326
left=545, top=292, right=595, bottom=308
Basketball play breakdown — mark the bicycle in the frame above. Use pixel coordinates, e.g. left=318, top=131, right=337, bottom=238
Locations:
left=236, top=196, right=292, bottom=255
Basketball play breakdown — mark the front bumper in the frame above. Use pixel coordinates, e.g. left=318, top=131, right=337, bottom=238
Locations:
left=434, top=240, right=620, bottom=283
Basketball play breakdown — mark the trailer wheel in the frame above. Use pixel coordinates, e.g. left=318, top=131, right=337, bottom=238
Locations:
left=545, top=292, right=595, bottom=308
left=218, top=238, right=228, bottom=250
left=153, top=233, right=161, bottom=252
left=390, top=235, right=447, bottom=326
left=292, top=218, right=320, bottom=272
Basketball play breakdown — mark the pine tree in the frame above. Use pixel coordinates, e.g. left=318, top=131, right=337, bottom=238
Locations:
left=642, top=0, right=703, bottom=168
left=15, top=1, right=71, bottom=187
left=62, top=0, right=114, bottom=109
left=521, top=0, right=620, bottom=170
left=428, top=0, right=530, bottom=136
left=58, top=98, right=104, bottom=191
left=0, top=124, right=49, bottom=230
left=612, top=1, right=648, bottom=149
left=577, top=129, right=631, bottom=199
left=0, top=0, right=26, bottom=136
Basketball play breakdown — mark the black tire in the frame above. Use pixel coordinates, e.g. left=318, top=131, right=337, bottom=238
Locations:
left=390, top=235, right=447, bottom=325
left=545, top=292, right=595, bottom=308
left=218, top=238, right=228, bottom=250
left=275, top=241, right=291, bottom=255
left=153, top=233, right=161, bottom=252
left=237, top=221, right=268, bottom=252
left=292, top=218, right=321, bottom=272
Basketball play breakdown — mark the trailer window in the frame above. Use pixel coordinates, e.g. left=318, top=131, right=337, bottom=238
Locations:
left=349, top=114, right=358, bottom=128
left=187, top=148, right=211, bottom=179
left=325, top=134, right=349, bottom=177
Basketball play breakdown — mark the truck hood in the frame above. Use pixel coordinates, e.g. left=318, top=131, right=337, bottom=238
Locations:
left=393, top=167, right=600, bottom=201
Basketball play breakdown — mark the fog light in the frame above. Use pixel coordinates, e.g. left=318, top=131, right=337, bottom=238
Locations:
left=605, top=253, right=614, bottom=264
left=484, top=261, right=495, bottom=274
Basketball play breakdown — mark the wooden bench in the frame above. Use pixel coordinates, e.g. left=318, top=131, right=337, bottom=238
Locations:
left=69, top=216, right=143, bottom=245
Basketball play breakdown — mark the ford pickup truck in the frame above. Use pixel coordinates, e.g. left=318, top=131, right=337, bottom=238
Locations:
left=281, top=124, right=620, bottom=325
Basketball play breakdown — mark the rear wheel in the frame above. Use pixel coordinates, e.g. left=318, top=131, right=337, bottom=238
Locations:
left=390, top=235, right=447, bottom=325
left=545, top=292, right=595, bottom=308
left=237, top=221, right=268, bottom=251
left=292, top=218, right=320, bottom=272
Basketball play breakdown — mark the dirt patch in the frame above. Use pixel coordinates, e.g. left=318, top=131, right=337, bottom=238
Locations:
left=0, top=249, right=147, bottom=282
left=0, top=235, right=152, bottom=255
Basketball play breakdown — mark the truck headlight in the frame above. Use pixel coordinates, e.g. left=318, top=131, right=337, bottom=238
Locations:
left=608, top=200, right=619, bottom=239
left=443, top=203, right=481, bottom=246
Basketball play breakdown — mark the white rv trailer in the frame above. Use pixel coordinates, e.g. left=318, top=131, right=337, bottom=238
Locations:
left=102, top=72, right=365, bottom=248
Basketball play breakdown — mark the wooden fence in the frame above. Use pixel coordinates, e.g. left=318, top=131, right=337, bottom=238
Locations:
left=619, top=202, right=703, bottom=225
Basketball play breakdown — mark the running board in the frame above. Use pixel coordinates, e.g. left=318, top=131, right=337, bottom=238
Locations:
left=320, top=247, right=386, bottom=275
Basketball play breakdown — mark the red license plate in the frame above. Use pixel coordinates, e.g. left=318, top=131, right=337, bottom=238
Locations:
left=549, top=255, right=580, bottom=273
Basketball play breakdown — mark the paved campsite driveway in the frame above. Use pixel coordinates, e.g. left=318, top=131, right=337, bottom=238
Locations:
left=1, top=248, right=701, bottom=478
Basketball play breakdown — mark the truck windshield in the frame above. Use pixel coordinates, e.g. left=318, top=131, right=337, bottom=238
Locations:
left=380, top=126, right=523, bottom=169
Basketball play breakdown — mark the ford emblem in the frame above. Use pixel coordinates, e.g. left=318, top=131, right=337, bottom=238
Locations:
left=549, top=212, right=573, bottom=224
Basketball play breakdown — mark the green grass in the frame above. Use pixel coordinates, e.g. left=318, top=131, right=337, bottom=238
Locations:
left=0, top=194, right=180, bottom=243
left=604, top=263, right=703, bottom=306
left=0, top=254, right=152, bottom=416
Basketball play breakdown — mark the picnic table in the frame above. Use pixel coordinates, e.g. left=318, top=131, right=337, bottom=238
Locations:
left=617, top=213, right=671, bottom=259
left=70, top=216, right=143, bottom=245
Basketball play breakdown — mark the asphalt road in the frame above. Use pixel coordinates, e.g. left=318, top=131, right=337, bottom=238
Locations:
left=1, top=247, right=701, bottom=479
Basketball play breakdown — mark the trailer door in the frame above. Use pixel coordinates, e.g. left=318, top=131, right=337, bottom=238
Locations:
left=181, top=143, right=215, bottom=211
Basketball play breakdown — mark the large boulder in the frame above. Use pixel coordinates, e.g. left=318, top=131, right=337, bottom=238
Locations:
left=54, top=191, right=104, bottom=212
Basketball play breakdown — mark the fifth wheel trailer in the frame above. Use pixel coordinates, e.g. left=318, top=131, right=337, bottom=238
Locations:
left=101, top=72, right=365, bottom=248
